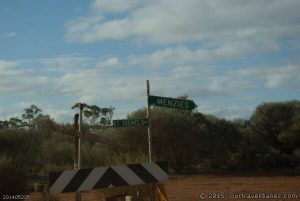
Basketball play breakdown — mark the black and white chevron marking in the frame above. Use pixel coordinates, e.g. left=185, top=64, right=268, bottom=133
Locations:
left=49, top=161, right=168, bottom=193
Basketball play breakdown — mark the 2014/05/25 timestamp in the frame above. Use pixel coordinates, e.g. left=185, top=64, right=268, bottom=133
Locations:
left=2, top=194, right=31, bottom=200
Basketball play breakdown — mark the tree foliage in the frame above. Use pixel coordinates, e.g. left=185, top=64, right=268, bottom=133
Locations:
left=249, top=101, right=300, bottom=169
left=72, top=103, right=114, bottom=128
left=0, top=154, right=28, bottom=194
left=0, top=99, right=300, bottom=190
left=22, top=105, right=42, bottom=125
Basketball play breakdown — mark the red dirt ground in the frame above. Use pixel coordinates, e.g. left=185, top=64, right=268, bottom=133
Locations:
left=164, top=175, right=300, bottom=201
left=30, top=175, right=300, bottom=201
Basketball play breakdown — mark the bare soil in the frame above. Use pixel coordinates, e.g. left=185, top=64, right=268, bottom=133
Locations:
left=30, top=175, right=300, bottom=201
left=164, top=175, right=300, bottom=201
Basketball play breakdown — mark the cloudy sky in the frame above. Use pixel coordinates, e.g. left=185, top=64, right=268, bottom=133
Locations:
left=1, top=0, right=300, bottom=122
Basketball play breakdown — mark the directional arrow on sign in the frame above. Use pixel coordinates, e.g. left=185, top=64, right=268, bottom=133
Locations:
left=148, top=95, right=197, bottom=110
left=113, top=119, right=149, bottom=128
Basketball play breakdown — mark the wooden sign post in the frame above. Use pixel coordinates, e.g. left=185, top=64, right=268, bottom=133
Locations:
left=146, top=80, right=152, bottom=162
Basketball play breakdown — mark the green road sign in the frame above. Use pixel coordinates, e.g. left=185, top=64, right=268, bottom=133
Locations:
left=148, top=95, right=197, bottom=110
left=113, top=119, right=149, bottom=128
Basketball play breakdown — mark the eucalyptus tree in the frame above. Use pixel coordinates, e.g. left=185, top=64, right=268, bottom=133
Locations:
left=0, top=120, right=9, bottom=129
left=83, top=105, right=101, bottom=125
left=72, top=103, right=114, bottom=129
left=98, top=107, right=114, bottom=128
left=22, top=105, right=42, bottom=126
left=8, top=117, right=28, bottom=128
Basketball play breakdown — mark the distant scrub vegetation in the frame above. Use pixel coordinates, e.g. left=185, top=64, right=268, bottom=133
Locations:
left=0, top=99, right=300, bottom=191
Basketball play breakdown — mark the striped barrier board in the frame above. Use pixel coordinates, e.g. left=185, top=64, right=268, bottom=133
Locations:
left=49, top=161, right=168, bottom=193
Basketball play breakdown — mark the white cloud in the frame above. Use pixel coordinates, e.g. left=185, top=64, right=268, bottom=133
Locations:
left=198, top=104, right=253, bottom=120
left=96, top=57, right=121, bottom=68
left=65, top=15, right=104, bottom=43
left=44, top=108, right=72, bottom=123
left=171, top=66, right=206, bottom=79
left=4, top=32, right=16, bottom=37
left=128, top=42, right=277, bottom=69
left=56, top=69, right=146, bottom=103
left=69, top=19, right=132, bottom=43
left=263, top=65, right=300, bottom=88
left=0, top=60, right=18, bottom=70
left=227, top=64, right=300, bottom=89
left=2, top=0, right=300, bottom=123
left=65, top=0, right=300, bottom=47
left=37, top=54, right=300, bottom=107
left=0, top=60, right=50, bottom=94
left=91, top=0, right=143, bottom=14
left=1, top=52, right=299, bottom=122
left=39, top=54, right=93, bottom=72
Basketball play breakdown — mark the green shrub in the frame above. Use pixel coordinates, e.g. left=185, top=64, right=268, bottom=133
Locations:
left=0, top=154, right=28, bottom=194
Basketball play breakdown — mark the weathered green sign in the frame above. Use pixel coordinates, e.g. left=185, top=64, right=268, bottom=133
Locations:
left=148, top=95, right=197, bottom=110
left=113, top=119, right=149, bottom=128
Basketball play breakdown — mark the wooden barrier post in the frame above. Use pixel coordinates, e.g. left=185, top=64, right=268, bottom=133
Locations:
left=154, top=183, right=169, bottom=201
